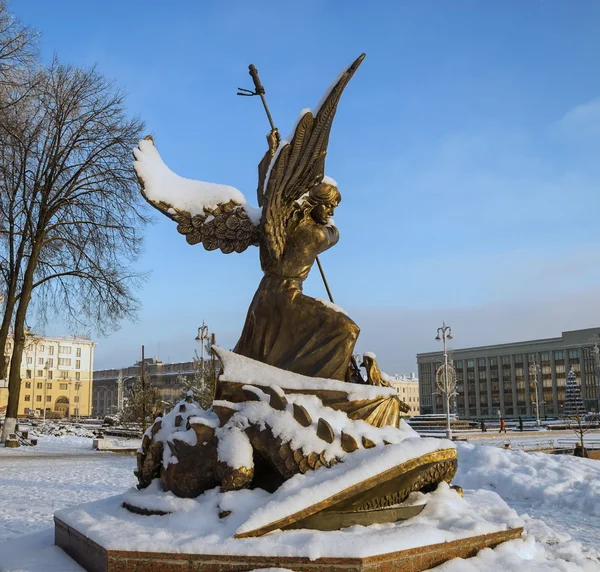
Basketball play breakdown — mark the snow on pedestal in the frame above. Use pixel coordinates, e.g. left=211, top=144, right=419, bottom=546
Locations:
left=56, top=482, right=522, bottom=560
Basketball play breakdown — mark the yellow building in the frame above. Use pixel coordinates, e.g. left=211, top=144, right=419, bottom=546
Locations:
left=389, top=374, right=421, bottom=416
left=0, top=335, right=96, bottom=418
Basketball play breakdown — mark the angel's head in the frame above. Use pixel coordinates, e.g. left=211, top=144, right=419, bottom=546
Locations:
left=309, top=183, right=341, bottom=225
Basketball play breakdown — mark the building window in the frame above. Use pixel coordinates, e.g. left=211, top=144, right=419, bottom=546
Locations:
left=489, top=358, right=497, bottom=366
left=59, top=346, right=72, bottom=354
left=47, top=382, right=52, bottom=390
left=37, top=370, right=43, bottom=377
left=75, top=360, right=81, bottom=369
left=48, top=371, right=52, bottom=380
left=540, top=352, right=550, bottom=361
left=37, top=382, right=42, bottom=389
left=568, top=349, right=579, bottom=359
left=38, top=357, right=44, bottom=365
left=554, top=351, right=564, bottom=360
left=27, top=357, right=32, bottom=364
left=46, top=395, right=51, bottom=402
left=46, top=358, right=53, bottom=367
left=501, top=356, right=510, bottom=365
left=467, top=359, right=474, bottom=368
left=514, top=354, right=523, bottom=364
left=74, top=396, right=79, bottom=403
left=25, top=381, right=31, bottom=388
left=26, top=369, right=32, bottom=378
left=76, top=348, right=81, bottom=357
left=48, top=346, right=54, bottom=355
left=24, top=394, right=30, bottom=401
left=75, top=372, right=80, bottom=381
left=60, top=383, right=68, bottom=390
left=38, top=344, right=44, bottom=351
left=36, top=395, right=42, bottom=402
left=61, top=371, right=68, bottom=379
left=478, top=358, right=486, bottom=368
left=58, top=358, right=71, bottom=366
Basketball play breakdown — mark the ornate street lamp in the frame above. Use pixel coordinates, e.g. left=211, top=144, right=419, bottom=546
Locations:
left=195, top=321, right=210, bottom=372
left=435, top=322, right=455, bottom=439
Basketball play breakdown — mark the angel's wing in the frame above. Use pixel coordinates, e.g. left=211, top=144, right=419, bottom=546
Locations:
left=134, top=137, right=261, bottom=254
left=261, top=54, right=366, bottom=261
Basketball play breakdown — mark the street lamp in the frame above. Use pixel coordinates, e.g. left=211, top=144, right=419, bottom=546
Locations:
left=42, top=360, right=49, bottom=422
left=75, top=381, right=81, bottom=421
left=528, top=362, right=542, bottom=427
left=195, top=321, right=209, bottom=373
left=435, top=322, right=455, bottom=440
left=592, top=343, right=600, bottom=415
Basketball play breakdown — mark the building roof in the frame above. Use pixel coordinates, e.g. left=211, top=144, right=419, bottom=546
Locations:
left=416, top=327, right=600, bottom=359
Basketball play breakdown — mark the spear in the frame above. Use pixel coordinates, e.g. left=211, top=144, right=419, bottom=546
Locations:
left=238, top=64, right=335, bottom=305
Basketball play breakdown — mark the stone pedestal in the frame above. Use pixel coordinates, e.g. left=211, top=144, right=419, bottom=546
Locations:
left=55, top=516, right=523, bottom=572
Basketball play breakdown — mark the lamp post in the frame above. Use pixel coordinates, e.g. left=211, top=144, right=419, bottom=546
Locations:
left=592, top=343, right=600, bottom=415
left=528, top=362, right=541, bottom=427
left=195, top=321, right=209, bottom=376
left=75, top=381, right=81, bottom=421
left=43, top=361, right=49, bottom=422
left=435, top=322, right=455, bottom=439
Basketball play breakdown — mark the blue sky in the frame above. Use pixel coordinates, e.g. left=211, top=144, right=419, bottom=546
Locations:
left=13, top=1, right=600, bottom=372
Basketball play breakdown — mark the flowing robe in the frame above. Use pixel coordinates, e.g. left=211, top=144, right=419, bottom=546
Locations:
left=234, top=217, right=359, bottom=381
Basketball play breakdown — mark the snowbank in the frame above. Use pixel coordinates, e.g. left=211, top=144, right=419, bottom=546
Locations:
left=455, top=442, right=600, bottom=517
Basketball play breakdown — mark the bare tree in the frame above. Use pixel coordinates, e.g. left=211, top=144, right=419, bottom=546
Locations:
left=0, top=0, right=37, bottom=378
left=566, top=413, right=593, bottom=457
left=0, top=58, right=147, bottom=442
left=0, top=1, right=38, bottom=109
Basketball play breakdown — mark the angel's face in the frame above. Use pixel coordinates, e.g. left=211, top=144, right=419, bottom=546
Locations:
left=311, top=200, right=338, bottom=225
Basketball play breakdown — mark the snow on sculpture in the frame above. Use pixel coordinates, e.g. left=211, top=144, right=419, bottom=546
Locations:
left=129, top=54, right=460, bottom=534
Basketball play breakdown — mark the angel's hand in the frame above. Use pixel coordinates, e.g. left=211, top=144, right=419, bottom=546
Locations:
left=266, top=128, right=281, bottom=151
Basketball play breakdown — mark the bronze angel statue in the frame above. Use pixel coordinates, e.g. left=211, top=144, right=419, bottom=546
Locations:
left=134, top=55, right=365, bottom=383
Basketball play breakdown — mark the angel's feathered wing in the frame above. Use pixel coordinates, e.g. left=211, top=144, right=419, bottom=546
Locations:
left=262, top=54, right=366, bottom=261
left=134, top=137, right=261, bottom=254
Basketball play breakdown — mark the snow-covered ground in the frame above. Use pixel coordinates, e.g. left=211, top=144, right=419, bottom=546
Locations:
left=0, top=437, right=598, bottom=571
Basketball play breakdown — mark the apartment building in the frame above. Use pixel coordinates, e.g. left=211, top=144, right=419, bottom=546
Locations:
left=0, top=334, right=96, bottom=418
left=387, top=373, right=420, bottom=416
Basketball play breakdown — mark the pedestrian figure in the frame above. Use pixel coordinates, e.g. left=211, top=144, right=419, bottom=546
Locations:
left=480, top=419, right=486, bottom=433
left=499, top=418, right=507, bottom=433
left=519, top=416, right=524, bottom=432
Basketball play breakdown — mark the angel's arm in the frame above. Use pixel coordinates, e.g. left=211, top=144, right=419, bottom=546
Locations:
left=256, top=129, right=281, bottom=208
left=320, top=224, right=339, bottom=254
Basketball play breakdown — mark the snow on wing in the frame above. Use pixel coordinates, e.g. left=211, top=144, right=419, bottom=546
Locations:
left=133, top=137, right=260, bottom=254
